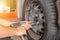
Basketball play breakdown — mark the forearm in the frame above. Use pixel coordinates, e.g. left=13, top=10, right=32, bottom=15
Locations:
left=0, top=25, right=17, bottom=38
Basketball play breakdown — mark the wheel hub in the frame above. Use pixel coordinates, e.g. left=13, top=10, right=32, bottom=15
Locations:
left=25, top=1, right=45, bottom=40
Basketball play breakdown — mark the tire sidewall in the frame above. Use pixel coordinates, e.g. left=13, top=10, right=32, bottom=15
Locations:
left=23, top=0, right=57, bottom=40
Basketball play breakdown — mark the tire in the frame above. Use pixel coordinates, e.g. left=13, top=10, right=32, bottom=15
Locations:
left=22, top=0, right=58, bottom=40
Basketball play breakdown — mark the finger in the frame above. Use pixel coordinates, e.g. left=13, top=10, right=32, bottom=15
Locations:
left=24, top=25, right=32, bottom=30
left=20, top=30, right=27, bottom=36
left=22, top=30, right=27, bottom=35
left=17, top=27, right=27, bottom=36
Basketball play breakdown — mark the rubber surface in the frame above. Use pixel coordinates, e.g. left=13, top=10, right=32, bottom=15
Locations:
left=23, top=0, right=58, bottom=40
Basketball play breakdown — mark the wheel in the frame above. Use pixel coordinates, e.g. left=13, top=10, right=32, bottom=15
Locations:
left=22, top=0, right=57, bottom=40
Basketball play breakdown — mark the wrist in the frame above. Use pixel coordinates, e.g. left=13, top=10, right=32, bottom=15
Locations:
left=12, top=28, right=18, bottom=36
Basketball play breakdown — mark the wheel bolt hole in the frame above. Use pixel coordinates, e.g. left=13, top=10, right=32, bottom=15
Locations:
left=41, top=28, right=44, bottom=31
left=34, top=17, right=38, bottom=22
left=40, top=10, right=43, bottom=13
left=38, top=31, right=43, bottom=34
left=42, top=16, right=44, bottom=19
left=35, top=4, right=38, bottom=6
left=42, top=22, right=44, bottom=26
left=38, top=6, right=41, bottom=9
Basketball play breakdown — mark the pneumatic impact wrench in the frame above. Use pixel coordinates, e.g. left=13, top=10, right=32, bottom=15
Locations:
left=10, top=21, right=29, bottom=40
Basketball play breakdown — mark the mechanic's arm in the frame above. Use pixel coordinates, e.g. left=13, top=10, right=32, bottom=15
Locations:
left=0, top=19, right=31, bottom=38
left=0, top=25, right=17, bottom=38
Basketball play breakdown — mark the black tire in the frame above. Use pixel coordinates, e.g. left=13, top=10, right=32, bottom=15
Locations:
left=22, top=0, right=58, bottom=40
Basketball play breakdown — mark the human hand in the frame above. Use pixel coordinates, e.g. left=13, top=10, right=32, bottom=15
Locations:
left=23, top=21, right=32, bottom=30
left=16, top=21, right=32, bottom=36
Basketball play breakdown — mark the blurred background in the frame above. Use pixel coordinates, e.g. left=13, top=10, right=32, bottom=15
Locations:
left=0, top=0, right=17, bottom=20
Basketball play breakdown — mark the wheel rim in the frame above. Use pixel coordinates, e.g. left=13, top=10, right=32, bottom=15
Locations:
left=24, top=0, right=45, bottom=40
